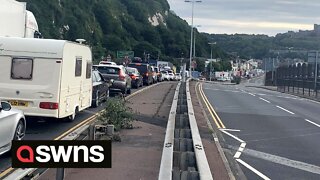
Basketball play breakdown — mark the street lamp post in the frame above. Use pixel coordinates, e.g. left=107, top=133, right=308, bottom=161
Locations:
left=193, top=25, right=201, bottom=59
left=185, top=0, right=202, bottom=79
left=208, top=42, right=216, bottom=81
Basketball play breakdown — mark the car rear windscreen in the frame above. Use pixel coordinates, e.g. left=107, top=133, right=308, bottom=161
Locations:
left=128, top=64, right=148, bottom=73
left=97, top=66, right=120, bottom=74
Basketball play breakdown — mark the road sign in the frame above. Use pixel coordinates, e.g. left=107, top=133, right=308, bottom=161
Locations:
left=117, top=51, right=134, bottom=59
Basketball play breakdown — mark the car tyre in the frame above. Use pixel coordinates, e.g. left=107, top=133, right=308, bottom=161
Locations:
left=13, top=120, right=25, bottom=140
left=127, top=88, right=131, bottom=94
left=93, top=91, right=100, bottom=107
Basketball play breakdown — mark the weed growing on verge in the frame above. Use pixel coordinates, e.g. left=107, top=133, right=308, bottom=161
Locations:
left=98, top=97, right=133, bottom=131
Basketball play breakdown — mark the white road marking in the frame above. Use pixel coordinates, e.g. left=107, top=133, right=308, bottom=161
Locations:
left=234, top=142, right=246, bottom=159
left=248, top=93, right=256, bottom=96
left=203, top=88, right=241, bottom=93
left=236, top=159, right=271, bottom=180
left=220, top=129, right=245, bottom=143
left=257, top=93, right=266, bottom=96
left=277, top=96, right=298, bottom=100
left=234, top=152, right=242, bottom=159
left=243, top=148, right=320, bottom=175
left=276, top=106, right=295, bottom=115
left=305, top=119, right=320, bottom=128
left=221, top=128, right=241, bottom=132
left=259, top=97, right=271, bottom=103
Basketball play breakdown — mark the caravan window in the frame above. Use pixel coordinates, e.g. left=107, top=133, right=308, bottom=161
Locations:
left=11, top=58, right=33, bottom=80
left=75, top=57, right=82, bottom=77
left=86, top=61, right=92, bottom=79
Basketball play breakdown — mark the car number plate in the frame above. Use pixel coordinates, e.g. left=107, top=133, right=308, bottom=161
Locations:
left=9, top=100, right=28, bottom=107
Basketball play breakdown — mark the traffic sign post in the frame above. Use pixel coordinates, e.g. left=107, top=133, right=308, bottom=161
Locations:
left=308, top=51, right=319, bottom=95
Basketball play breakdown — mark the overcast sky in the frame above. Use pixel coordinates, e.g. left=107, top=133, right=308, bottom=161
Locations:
left=167, top=0, right=320, bottom=36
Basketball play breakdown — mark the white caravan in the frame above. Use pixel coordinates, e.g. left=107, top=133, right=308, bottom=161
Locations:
left=0, top=37, right=92, bottom=121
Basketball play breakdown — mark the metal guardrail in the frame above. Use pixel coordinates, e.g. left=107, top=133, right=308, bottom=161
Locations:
left=185, top=80, right=213, bottom=180
left=158, top=81, right=181, bottom=180
left=158, top=79, right=213, bottom=180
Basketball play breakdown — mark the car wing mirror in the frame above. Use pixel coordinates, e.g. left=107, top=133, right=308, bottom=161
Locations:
left=110, top=79, right=115, bottom=84
left=0, top=101, right=11, bottom=111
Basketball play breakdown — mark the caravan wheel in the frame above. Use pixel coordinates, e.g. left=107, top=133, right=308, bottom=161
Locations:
left=67, top=107, right=78, bottom=122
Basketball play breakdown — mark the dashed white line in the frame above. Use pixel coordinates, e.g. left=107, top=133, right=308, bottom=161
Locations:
left=236, top=159, right=271, bottom=180
left=276, top=106, right=295, bottom=115
left=259, top=97, right=271, bottom=103
left=234, top=142, right=246, bottom=159
left=305, top=119, right=320, bottom=128
left=248, top=93, right=256, bottom=96
left=257, top=93, right=266, bottom=96
left=234, top=152, right=242, bottom=159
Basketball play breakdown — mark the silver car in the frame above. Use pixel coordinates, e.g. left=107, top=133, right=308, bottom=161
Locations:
left=0, top=101, right=26, bottom=155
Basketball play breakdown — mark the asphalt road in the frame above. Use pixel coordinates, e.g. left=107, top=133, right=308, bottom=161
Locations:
left=0, top=82, right=162, bottom=176
left=202, top=80, right=320, bottom=180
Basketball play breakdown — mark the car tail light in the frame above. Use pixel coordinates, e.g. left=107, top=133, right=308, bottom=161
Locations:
left=119, top=70, right=126, bottom=81
left=40, top=102, right=59, bottom=110
left=130, top=75, right=137, bottom=80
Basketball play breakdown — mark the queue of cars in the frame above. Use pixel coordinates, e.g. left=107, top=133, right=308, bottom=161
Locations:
left=94, top=62, right=182, bottom=96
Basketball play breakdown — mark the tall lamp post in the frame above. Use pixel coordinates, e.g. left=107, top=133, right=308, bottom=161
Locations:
left=185, top=0, right=202, bottom=79
left=193, top=25, right=201, bottom=59
left=208, top=42, right=216, bottom=81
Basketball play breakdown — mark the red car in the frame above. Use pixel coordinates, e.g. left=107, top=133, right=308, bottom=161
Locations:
left=126, top=67, right=143, bottom=88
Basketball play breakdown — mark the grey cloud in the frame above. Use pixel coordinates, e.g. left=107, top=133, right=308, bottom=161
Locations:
left=168, top=0, right=320, bottom=35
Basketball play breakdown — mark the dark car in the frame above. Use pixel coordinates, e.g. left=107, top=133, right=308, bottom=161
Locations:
left=95, top=65, right=132, bottom=95
left=128, top=63, right=153, bottom=86
left=126, top=67, right=143, bottom=88
left=91, top=69, right=111, bottom=107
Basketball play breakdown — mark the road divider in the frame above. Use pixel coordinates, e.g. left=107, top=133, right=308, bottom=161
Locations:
left=159, top=80, right=213, bottom=180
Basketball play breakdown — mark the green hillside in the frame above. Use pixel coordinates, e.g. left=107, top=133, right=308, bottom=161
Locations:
left=20, top=0, right=211, bottom=64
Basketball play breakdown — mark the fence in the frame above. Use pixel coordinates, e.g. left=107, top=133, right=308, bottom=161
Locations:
left=276, top=63, right=320, bottom=99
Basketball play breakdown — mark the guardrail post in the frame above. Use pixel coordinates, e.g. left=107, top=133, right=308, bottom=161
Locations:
left=56, top=168, right=65, bottom=180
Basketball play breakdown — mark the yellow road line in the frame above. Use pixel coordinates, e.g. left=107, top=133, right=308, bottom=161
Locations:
left=0, top=168, right=14, bottom=179
left=54, top=114, right=98, bottom=140
left=198, top=83, right=222, bottom=129
left=201, top=84, right=226, bottom=128
left=198, top=83, right=226, bottom=129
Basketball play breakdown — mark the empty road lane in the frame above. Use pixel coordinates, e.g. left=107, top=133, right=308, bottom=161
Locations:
left=201, top=82, right=320, bottom=180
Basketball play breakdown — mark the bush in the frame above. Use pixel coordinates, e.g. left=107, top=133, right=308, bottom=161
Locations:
left=97, top=98, right=133, bottom=131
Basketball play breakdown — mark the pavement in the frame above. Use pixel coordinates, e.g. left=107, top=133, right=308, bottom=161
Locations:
left=201, top=81, right=320, bottom=179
